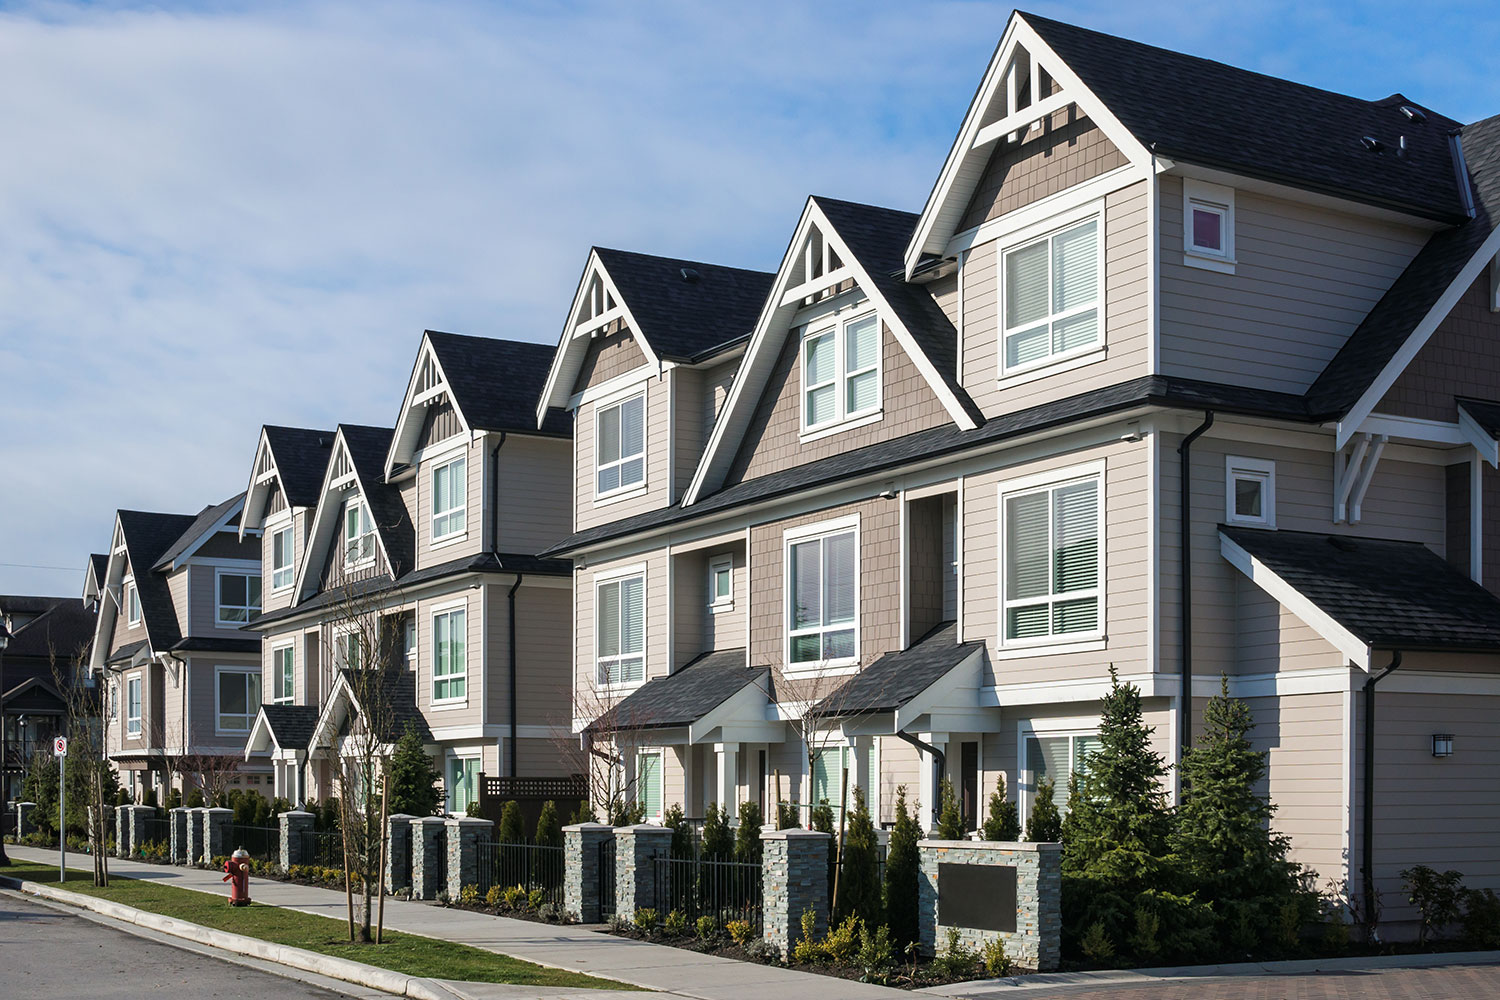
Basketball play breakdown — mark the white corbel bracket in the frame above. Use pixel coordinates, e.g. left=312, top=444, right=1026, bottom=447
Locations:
left=1333, top=433, right=1387, bottom=523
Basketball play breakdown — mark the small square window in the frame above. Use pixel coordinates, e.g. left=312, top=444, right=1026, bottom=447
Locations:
left=1183, top=179, right=1235, bottom=272
left=1190, top=204, right=1224, bottom=253
left=1226, top=456, right=1275, bottom=527
left=708, top=555, right=733, bottom=610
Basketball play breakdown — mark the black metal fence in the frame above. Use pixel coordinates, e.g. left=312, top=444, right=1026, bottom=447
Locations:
left=300, top=829, right=344, bottom=868
left=229, top=823, right=280, bottom=863
left=473, top=839, right=565, bottom=906
left=652, top=856, right=762, bottom=934
left=598, top=837, right=616, bottom=918
left=141, top=813, right=171, bottom=852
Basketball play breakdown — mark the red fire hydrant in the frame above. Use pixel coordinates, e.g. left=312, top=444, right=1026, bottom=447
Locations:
left=223, top=848, right=252, bottom=906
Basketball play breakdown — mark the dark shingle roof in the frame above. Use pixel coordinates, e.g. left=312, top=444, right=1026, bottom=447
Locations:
left=263, top=426, right=337, bottom=508
left=1458, top=396, right=1500, bottom=438
left=1222, top=526, right=1500, bottom=652
left=1, top=597, right=96, bottom=662
left=151, top=492, right=245, bottom=571
left=117, top=509, right=198, bottom=651
left=106, top=639, right=151, bottom=665
left=819, top=622, right=984, bottom=715
left=169, top=637, right=261, bottom=655
left=257, top=704, right=320, bottom=752
left=88, top=553, right=109, bottom=587
left=594, top=248, right=774, bottom=362
left=544, top=373, right=1311, bottom=556
left=340, top=425, right=415, bottom=578
left=813, top=197, right=984, bottom=425
left=1024, top=12, right=1469, bottom=223
left=338, top=668, right=432, bottom=742
left=1306, top=115, right=1500, bottom=418
left=425, top=332, right=572, bottom=437
left=589, top=648, right=765, bottom=732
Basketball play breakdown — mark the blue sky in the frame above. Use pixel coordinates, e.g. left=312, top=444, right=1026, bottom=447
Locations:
left=1, top=0, right=1497, bottom=595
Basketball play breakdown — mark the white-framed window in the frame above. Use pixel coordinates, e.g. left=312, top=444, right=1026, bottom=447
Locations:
left=708, top=554, right=733, bottom=612
left=432, top=607, right=467, bottom=702
left=786, top=519, right=858, bottom=668
left=272, top=644, right=295, bottom=703
left=596, top=572, right=645, bottom=686
left=403, top=619, right=417, bottom=668
left=447, top=753, right=479, bottom=814
left=635, top=749, right=663, bottom=821
left=107, top=678, right=117, bottom=720
left=1001, top=216, right=1101, bottom=375
left=1225, top=455, right=1275, bottom=528
left=343, top=500, right=376, bottom=569
left=1183, top=179, right=1236, bottom=272
left=811, top=744, right=849, bottom=819
left=802, top=310, right=881, bottom=433
left=126, top=675, right=141, bottom=735
left=336, top=630, right=362, bottom=671
left=216, top=571, right=262, bottom=625
left=596, top=393, right=646, bottom=497
left=216, top=667, right=261, bottom=734
left=1022, top=729, right=1101, bottom=817
left=271, top=525, right=294, bottom=590
left=431, top=456, right=467, bottom=541
left=125, top=581, right=141, bottom=627
left=1000, top=468, right=1103, bottom=644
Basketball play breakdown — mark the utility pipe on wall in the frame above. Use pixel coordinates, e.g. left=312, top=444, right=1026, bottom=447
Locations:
left=1362, top=650, right=1402, bottom=939
left=1176, top=412, right=1214, bottom=757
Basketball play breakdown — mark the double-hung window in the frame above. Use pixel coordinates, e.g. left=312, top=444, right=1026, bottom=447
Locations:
left=431, top=456, right=467, bottom=540
left=217, top=572, right=262, bottom=624
left=1002, top=473, right=1101, bottom=642
left=447, top=754, right=478, bottom=814
left=344, top=501, right=376, bottom=568
left=125, top=581, right=141, bottom=626
left=271, top=525, right=294, bottom=590
left=1001, top=217, right=1100, bottom=374
left=787, top=525, right=857, bottom=665
left=1024, top=731, right=1101, bottom=815
left=803, top=311, right=880, bottom=431
left=272, top=645, right=295, bottom=703
left=596, top=394, right=645, bottom=496
left=217, top=668, right=261, bottom=733
left=432, top=608, right=467, bottom=702
left=126, top=675, right=142, bottom=736
left=596, top=574, right=645, bottom=685
left=337, top=631, right=362, bottom=671
left=635, top=750, right=663, bottom=820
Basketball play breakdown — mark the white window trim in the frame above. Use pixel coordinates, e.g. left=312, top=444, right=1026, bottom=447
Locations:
left=635, top=747, right=665, bottom=821
left=333, top=625, right=362, bottom=672
left=430, top=454, right=469, bottom=546
left=998, top=210, right=1107, bottom=380
left=215, top=567, right=262, bottom=626
left=1225, top=455, right=1276, bottom=528
left=271, top=641, right=295, bottom=704
left=270, top=524, right=295, bottom=593
left=431, top=604, right=469, bottom=706
left=595, top=568, right=647, bottom=691
left=708, top=554, right=734, bottom=614
left=996, top=460, right=1107, bottom=652
left=214, top=664, right=262, bottom=737
left=125, top=672, right=142, bottom=738
left=594, top=390, right=648, bottom=502
left=1017, top=716, right=1100, bottom=820
left=124, top=579, right=141, bottom=628
left=1183, top=178, right=1236, bottom=274
left=445, top=749, right=482, bottom=815
left=783, top=514, right=861, bottom=674
left=343, top=499, right=377, bottom=571
left=798, top=308, right=883, bottom=439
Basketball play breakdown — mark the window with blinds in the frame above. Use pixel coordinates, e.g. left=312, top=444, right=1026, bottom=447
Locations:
left=597, top=574, right=646, bottom=685
left=1024, top=732, right=1101, bottom=814
left=1003, top=476, right=1101, bottom=642
left=344, top=500, right=376, bottom=568
left=433, top=608, right=467, bottom=701
left=636, top=751, right=663, bottom=819
left=788, top=528, right=857, bottom=665
left=273, top=645, right=294, bottom=703
left=1001, top=217, right=1100, bottom=375
left=431, top=456, right=467, bottom=539
left=811, top=746, right=847, bottom=817
left=802, top=311, right=880, bottom=432
left=271, top=525, right=294, bottom=590
left=596, top=394, right=645, bottom=496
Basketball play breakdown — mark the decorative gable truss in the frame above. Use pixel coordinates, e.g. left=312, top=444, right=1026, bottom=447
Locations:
left=902, top=12, right=1151, bottom=278
left=241, top=430, right=287, bottom=537
left=293, top=428, right=397, bottom=603
left=385, top=333, right=475, bottom=480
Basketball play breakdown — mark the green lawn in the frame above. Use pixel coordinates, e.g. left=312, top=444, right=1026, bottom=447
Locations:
left=1, top=861, right=631, bottom=990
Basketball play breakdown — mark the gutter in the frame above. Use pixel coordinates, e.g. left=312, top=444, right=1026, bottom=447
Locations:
left=893, top=730, right=946, bottom=825
left=1361, top=649, right=1403, bottom=939
left=1177, top=411, right=1214, bottom=756
left=490, top=431, right=522, bottom=779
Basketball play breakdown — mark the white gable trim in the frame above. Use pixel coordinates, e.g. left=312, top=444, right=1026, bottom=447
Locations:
left=1459, top=405, right=1500, bottom=468
left=89, top=527, right=129, bottom=671
left=292, top=429, right=395, bottom=603
left=159, top=495, right=247, bottom=572
left=537, top=249, right=662, bottom=425
left=240, top=429, right=277, bottom=539
left=385, top=333, right=474, bottom=479
left=903, top=12, right=1151, bottom=279
left=683, top=199, right=978, bottom=507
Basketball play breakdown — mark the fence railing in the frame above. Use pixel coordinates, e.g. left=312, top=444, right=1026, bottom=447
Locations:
left=140, top=814, right=171, bottom=855
left=300, top=829, right=344, bottom=868
left=473, top=839, right=565, bottom=906
left=599, top=837, right=616, bottom=918
left=228, top=823, right=280, bottom=863
left=652, top=856, right=763, bottom=934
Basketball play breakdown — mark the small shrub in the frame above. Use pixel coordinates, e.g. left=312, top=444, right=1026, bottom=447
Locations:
left=1127, top=905, right=1161, bottom=961
left=435, top=889, right=450, bottom=906
left=1080, top=920, right=1115, bottom=964
left=695, top=915, right=717, bottom=942
left=663, top=909, right=690, bottom=937
left=857, top=922, right=893, bottom=976
left=935, top=779, right=964, bottom=840
left=485, top=885, right=504, bottom=907
left=982, top=776, right=1021, bottom=842
left=608, top=913, right=632, bottom=934
left=527, top=888, right=546, bottom=910
left=726, top=919, right=753, bottom=946
left=981, top=936, right=1012, bottom=977
left=1321, top=915, right=1351, bottom=953
left=825, top=915, right=861, bottom=964
left=537, top=902, right=562, bottom=923
left=1463, top=888, right=1500, bottom=949
left=793, top=907, right=825, bottom=964
left=743, top=939, right=778, bottom=963
left=1401, top=865, right=1465, bottom=947
left=935, top=927, right=978, bottom=979
left=1024, top=776, right=1061, bottom=842
left=633, top=907, right=659, bottom=935
left=502, top=885, right=526, bottom=909
left=458, top=884, right=480, bottom=906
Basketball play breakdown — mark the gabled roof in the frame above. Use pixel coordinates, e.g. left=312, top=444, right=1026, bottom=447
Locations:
left=425, top=331, right=572, bottom=436
left=106, top=639, right=152, bottom=665
left=819, top=622, right=984, bottom=716
left=151, top=492, right=247, bottom=571
left=263, top=426, right=337, bottom=508
left=0, top=596, right=95, bottom=663
left=245, top=704, right=321, bottom=757
left=588, top=648, right=765, bottom=733
left=310, top=668, right=432, bottom=751
left=294, top=425, right=411, bottom=602
left=115, top=509, right=198, bottom=652
left=85, top=554, right=108, bottom=595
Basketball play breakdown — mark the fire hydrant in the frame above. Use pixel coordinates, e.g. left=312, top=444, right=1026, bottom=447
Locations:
left=223, top=848, right=252, bottom=906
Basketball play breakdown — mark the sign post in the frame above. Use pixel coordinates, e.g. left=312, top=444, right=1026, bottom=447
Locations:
left=54, top=736, right=67, bottom=882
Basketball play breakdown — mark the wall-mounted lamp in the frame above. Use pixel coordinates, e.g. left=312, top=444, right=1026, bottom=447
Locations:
left=877, top=486, right=898, bottom=501
left=1432, top=734, right=1455, bottom=758
left=1120, top=422, right=1143, bottom=443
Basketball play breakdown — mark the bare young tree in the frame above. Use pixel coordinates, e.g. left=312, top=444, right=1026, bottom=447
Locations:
left=557, top=672, right=662, bottom=824
left=177, top=743, right=243, bottom=807
left=42, top=638, right=113, bottom=885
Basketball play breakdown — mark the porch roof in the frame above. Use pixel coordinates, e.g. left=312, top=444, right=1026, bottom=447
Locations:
left=589, top=648, right=767, bottom=733
left=818, top=622, right=984, bottom=716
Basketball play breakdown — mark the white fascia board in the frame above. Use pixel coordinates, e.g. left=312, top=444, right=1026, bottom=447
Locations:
left=309, top=673, right=356, bottom=752
left=240, top=429, right=275, bottom=539
left=88, top=540, right=127, bottom=671
left=894, top=646, right=984, bottom=733
left=291, top=430, right=354, bottom=603
left=244, top=709, right=276, bottom=758
left=163, top=495, right=247, bottom=571
left=1458, top=405, right=1500, bottom=468
left=1219, top=531, right=1370, bottom=669
left=385, top=333, right=474, bottom=479
left=1337, top=223, right=1500, bottom=449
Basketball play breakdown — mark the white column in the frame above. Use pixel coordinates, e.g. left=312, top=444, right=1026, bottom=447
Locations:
left=846, top=736, right=865, bottom=810
left=917, top=732, right=949, bottom=832
left=715, top=742, right=739, bottom=812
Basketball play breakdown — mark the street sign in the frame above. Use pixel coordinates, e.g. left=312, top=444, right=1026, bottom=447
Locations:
left=53, top=736, right=67, bottom=757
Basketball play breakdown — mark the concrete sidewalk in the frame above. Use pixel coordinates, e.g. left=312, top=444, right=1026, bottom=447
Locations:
left=8, top=846, right=902, bottom=1000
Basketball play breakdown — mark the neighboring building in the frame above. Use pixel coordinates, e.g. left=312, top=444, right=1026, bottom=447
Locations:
left=243, top=331, right=576, bottom=812
left=90, top=495, right=268, bottom=801
left=0, top=593, right=97, bottom=802
left=548, top=11, right=1500, bottom=935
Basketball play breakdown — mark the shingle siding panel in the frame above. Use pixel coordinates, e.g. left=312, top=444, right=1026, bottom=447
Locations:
left=1377, top=272, right=1500, bottom=422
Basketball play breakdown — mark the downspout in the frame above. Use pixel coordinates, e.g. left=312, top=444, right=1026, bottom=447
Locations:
left=893, top=730, right=946, bottom=824
left=1176, top=412, right=1214, bottom=757
left=490, top=432, right=519, bottom=778
left=508, top=573, right=523, bottom=778
left=1362, top=649, right=1402, bottom=939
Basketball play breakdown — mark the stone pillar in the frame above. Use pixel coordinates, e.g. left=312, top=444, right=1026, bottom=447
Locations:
left=185, top=807, right=205, bottom=864
left=614, top=824, right=674, bottom=922
left=445, top=816, right=494, bottom=900
left=123, top=805, right=151, bottom=859
left=203, top=807, right=233, bottom=862
left=385, top=814, right=415, bottom=891
left=279, top=810, right=315, bottom=870
left=169, top=808, right=189, bottom=864
left=918, top=839, right=1061, bottom=971
left=563, top=823, right=614, bottom=923
left=115, top=805, right=130, bottom=858
left=715, top=742, right=739, bottom=813
left=410, top=816, right=447, bottom=900
left=761, top=828, right=831, bottom=958
left=16, top=801, right=36, bottom=838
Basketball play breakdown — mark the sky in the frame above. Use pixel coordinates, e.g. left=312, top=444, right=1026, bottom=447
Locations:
left=1, top=0, right=1498, bottom=596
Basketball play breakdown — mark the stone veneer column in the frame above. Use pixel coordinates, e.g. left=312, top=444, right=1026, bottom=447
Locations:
left=563, top=823, right=614, bottom=923
left=169, top=808, right=189, bottom=864
left=384, top=814, right=415, bottom=891
left=279, top=810, right=315, bottom=870
left=115, top=805, right=130, bottom=858
left=185, top=807, right=205, bottom=864
left=614, top=824, right=674, bottom=922
left=410, top=816, right=447, bottom=900
left=445, top=817, right=494, bottom=900
left=917, top=838, right=1061, bottom=972
left=761, top=828, right=830, bottom=958
left=203, top=807, right=233, bottom=862
left=123, top=805, right=152, bottom=859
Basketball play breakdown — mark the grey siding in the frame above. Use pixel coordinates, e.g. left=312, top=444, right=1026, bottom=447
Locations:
left=573, top=374, right=672, bottom=532
left=414, top=438, right=483, bottom=570
left=495, top=435, right=572, bottom=556
left=576, top=322, right=648, bottom=390
left=1378, top=271, right=1500, bottom=422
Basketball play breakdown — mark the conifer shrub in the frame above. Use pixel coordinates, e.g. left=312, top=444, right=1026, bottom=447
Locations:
left=1024, top=777, right=1061, bottom=842
left=935, top=778, right=964, bottom=840
left=836, top=786, right=882, bottom=929
left=982, top=775, right=1021, bottom=841
left=883, top=786, right=921, bottom=955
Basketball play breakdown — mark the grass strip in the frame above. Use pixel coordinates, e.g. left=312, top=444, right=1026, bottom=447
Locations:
left=2, top=861, right=631, bottom=990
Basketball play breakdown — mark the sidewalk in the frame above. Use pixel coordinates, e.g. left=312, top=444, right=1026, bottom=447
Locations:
left=8, top=846, right=903, bottom=1000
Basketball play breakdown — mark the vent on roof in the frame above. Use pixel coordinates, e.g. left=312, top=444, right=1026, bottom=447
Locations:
left=1360, top=136, right=1385, bottom=153
left=1400, top=105, right=1427, bottom=123
left=680, top=267, right=700, bottom=283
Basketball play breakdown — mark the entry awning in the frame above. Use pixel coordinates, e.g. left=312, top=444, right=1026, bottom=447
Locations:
left=245, top=704, right=320, bottom=759
left=1220, top=525, right=1500, bottom=668
left=1458, top=397, right=1500, bottom=467
left=588, top=648, right=780, bottom=744
left=818, top=622, right=989, bottom=734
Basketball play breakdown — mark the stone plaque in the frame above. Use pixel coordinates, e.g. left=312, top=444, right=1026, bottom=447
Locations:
left=938, top=862, right=1017, bottom=933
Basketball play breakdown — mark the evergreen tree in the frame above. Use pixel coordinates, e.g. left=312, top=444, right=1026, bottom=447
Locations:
left=185, top=787, right=205, bottom=809
left=535, top=800, right=563, bottom=849
left=700, top=803, right=733, bottom=861
left=663, top=803, right=695, bottom=859
left=735, top=801, right=764, bottom=865
left=498, top=799, right=526, bottom=844
left=811, top=798, right=837, bottom=897
left=387, top=724, right=441, bottom=817
left=884, top=786, right=921, bottom=954
left=837, top=786, right=883, bottom=928
left=776, top=798, right=800, bottom=830
left=935, top=778, right=964, bottom=839
left=571, top=800, right=599, bottom=824
left=1058, top=770, right=1083, bottom=847
left=1025, top=776, right=1062, bottom=842
left=982, top=774, right=1021, bottom=841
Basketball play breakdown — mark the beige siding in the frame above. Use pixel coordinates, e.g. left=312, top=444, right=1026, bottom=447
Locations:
left=1235, top=582, right=1344, bottom=674
left=414, top=438, right=483, bottom=571
left=671, top=545, right=748, bottom=670
left=929, top=273, right=959, bottom=328
left=573, top=374, right=672, bottom=532
left=879, top=737, right=921, bottom=826
left=185, top=562, right=260, bottom=637
left=1159, top=175, right=1429, bottom=394
left=960, top=181, right=1150, bottom=418
left=496, top=435, right=572, bottom=555
left=576, top=322, right=648, bottom=390
left=112, top=555, right=145, bottom=654
left=484, top=580, right=572, bottom=733
left=513, top=737, right=572, bottom=778
left=1378, top=271, right=1500, bottom=422
left=261, top=512, right=301, bottom=614
left=672, top=368, right=705, bottom=503
left=574, top=549, right=671, bottom=715
left=415, top=590, right=483, bottom=730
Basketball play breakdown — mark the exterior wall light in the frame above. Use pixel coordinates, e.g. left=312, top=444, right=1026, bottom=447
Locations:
left=1432, top=734, right=1455, bottom=758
